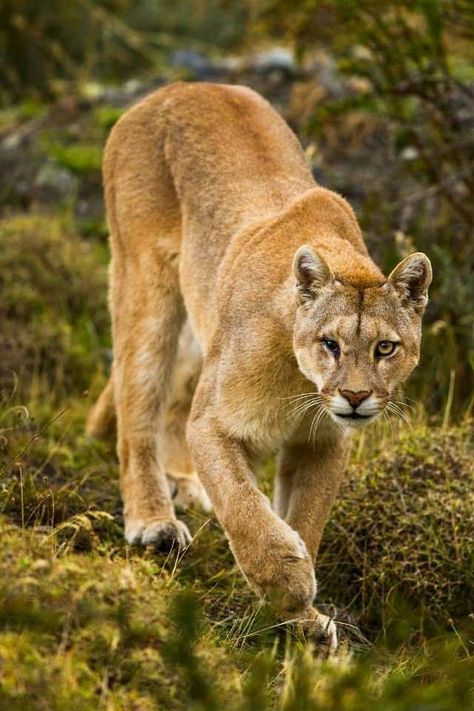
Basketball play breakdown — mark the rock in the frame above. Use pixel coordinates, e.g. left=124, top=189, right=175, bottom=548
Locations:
left=171, top=50, right=221, bottom=80
left=250, top=47, right=297, bottom=79
left=400, top=146, right=419, bottom=161
left=35, top=162, right=77, bottom=199
left=313, top=54, right=346, bottom=99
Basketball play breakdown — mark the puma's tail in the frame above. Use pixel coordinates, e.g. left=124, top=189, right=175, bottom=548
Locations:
left=86, top=376, right=116, bottom=441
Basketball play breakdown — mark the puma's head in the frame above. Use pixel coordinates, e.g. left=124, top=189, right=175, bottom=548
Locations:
left=292, top=245, right=432, bottom=428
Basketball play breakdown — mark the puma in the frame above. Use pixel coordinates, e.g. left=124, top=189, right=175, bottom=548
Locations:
left=87, top=82, right=432, bottom=650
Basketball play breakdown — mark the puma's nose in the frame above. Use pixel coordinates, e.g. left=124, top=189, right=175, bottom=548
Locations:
left=340, top=389, right=372, bottom=409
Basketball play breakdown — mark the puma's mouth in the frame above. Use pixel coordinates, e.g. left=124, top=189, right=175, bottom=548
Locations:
left=331, top=411, right=378, bottom=427
left=335, top=412, right=372, bottom=420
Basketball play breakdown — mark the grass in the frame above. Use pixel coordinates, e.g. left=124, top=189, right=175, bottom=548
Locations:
left=0, top=214, right=109, bottom=399
left=0, top=213, right=473, bottom=708
left=45, top=142, right=103, bottom=176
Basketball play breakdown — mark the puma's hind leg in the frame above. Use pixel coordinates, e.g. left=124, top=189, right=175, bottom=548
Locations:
left=110, top=245, right=192, bottom=551
left=98, top=91, right=200, bottom=551
left=86, top=324, right=211, bottom=514
left=163, top=323, right=211, bottom=513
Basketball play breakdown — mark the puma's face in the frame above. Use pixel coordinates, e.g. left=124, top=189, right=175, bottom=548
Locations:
left=292, top=246, right=432, bottom=428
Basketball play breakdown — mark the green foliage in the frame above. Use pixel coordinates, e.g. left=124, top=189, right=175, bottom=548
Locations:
left=0, top=408, right=472, bottom=705
left=0, top=212, right=472, bottom=707
left=1, top=4, right=473, bottom=705
left=0, top=522, right=239, bottom=710
left=0, top=98, right=46, bottom=131
left=92, top=105, right=125, bottom=130
left=163, top=591, right=222, bottom=710
left=0, top=519, right=471, bottom=709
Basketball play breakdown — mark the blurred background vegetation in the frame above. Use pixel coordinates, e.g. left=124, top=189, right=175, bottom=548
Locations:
left=0, top=1, right=473, bottom=708
left=0, top=0, right=249, bottom=101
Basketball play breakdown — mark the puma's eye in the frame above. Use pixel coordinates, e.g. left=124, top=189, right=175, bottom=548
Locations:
left=376, top=341, right=398, bottom=357
left=322, top=338, right=340, bottom=357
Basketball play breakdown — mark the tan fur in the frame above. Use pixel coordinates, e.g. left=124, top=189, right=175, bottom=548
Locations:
left=87, top=83, right=431, bottom=649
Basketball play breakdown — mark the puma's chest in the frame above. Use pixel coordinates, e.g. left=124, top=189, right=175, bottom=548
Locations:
left=215, top=348, right=309, bottom=453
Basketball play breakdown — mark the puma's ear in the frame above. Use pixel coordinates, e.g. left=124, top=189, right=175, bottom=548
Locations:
left=293, top=245, right=334, bottom=302
left=388, top=252, right=432, bottom=314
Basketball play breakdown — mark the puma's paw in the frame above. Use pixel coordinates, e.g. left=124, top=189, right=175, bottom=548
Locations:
left=168, top=474, right=212, bottom=513
left=125, top=517, right=192, bottom=552
left=297, top=607, right=338, bottom=654
left=244, top=529, right=316, bottom=614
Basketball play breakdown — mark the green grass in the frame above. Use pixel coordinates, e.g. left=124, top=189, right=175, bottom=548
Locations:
left=45, top=142, right=103, bottom=176
left=0, top=214, right=109, bottom=400
left=92, top=106, right=126, bottom=131
left=0, top=213, right=473, bottom=708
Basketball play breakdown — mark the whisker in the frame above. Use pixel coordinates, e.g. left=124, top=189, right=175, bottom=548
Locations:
left=385, top=402, right=401, bottom=420
left=288, top=400, right=320, bottom=420
left=398, top=392, right=417, bottom=406
left=287, top=402, right=323, bottom=426
left=386, top=402, right=411, bottom=429
left=309, top=405, right=327, bottom=443
left=387, top=401, right=411, bottom=422
left=391, top=398, right=415, bottom=414
left=287, top=394, right=321, bottom=411
left=308, top=407, right=319, bottom=443
left=289, top=399, right=318, bottom=415
left=287, top=394, right=322, bottom=408
left=285, top=394, right=323, bottom=421
left=315, top=409, right=329, bottom=442
left=382, top=409, right=395, bottom=447
left=308, top=409, right=319, bottom=444
left=279, top=392, right=320, bottom=402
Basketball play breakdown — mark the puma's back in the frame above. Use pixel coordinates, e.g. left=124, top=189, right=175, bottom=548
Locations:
left=103, top=82, right=382, bottom=344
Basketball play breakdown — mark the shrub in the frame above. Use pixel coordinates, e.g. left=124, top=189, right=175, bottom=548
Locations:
left=319, top=421, right=474, bottom=629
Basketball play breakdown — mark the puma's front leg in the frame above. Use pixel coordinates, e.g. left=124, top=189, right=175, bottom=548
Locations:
left=276, top=430, right=351, bottom=562
left=187, top=410, right=316, bottom=618
left=273, top=431, right=351, bottom=650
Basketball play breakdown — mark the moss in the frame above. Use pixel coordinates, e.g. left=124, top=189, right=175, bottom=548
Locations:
left=0, top=518, right=471, bottom=710
left=0, top=521, right=242, bottom=710
left=319, top=422, right=474, bottom=629
left=1, top=391, right=472, bottom=627
left=0, top=99, right=46, bottom=131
